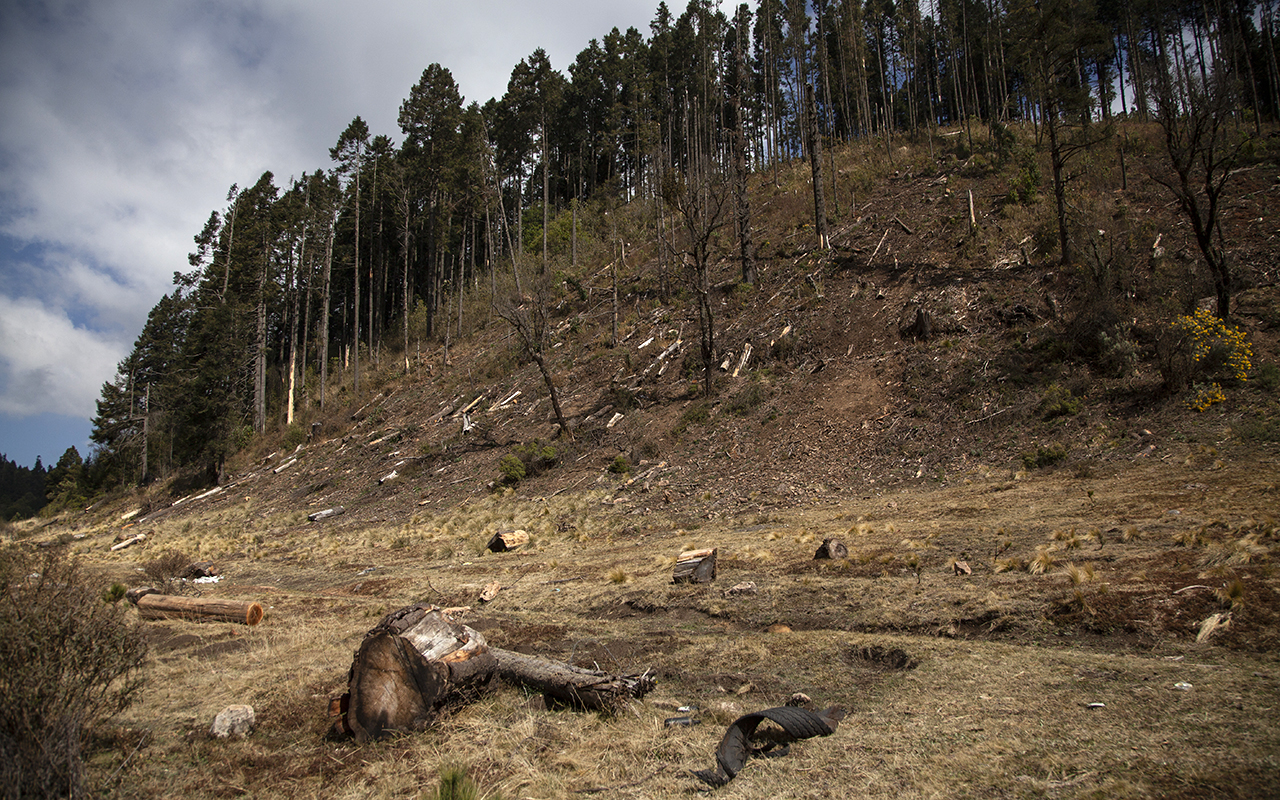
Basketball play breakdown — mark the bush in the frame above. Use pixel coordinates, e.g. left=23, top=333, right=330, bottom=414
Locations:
left=1038, top=384, right=1083, bottom=420
left=1022, top=443, right=1069, bottom=470
left=498, top=440, right=558, bottom=486
left=142, top=548, right=192, bottom=593
left=607, top=455, right=631, bottom=475
left=0, top=546, right=147, bottom=798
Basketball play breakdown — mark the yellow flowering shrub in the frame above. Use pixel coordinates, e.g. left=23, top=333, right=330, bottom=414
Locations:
left=1176, top=307, right=1253, bottom=381
left=1172, top=309, right=1253, bottom=411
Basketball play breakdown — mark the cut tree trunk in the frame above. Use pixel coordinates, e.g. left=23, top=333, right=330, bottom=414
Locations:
left=135, top=594, right=264, bottom=626
left=337, top=605, right=496, bottom=742
left=332, top=604, right=655, bottom=741
left=487, top=529, right=529, bottom=552
left=813, top=538, right=848, bottom=560
left=673, top=548, right=717, bottom=584
left=491, top=647, right=655, bottom=713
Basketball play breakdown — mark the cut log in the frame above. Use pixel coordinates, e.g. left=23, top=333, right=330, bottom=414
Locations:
left=491, top=647, right=655, bottom=713
left=813, top=538, right=848, bottom=560
left=487, top=529, right=529, bottom=552
left=307, top=506, right=345, bottom=522
left=673, top=548, right=717, bottom=584
left=111, top=533, right=146, bottom=551
left=135, top=594, right=264, bottom=626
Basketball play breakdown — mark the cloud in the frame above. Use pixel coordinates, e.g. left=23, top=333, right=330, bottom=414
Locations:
left=0, top=294, right=125, bottom=419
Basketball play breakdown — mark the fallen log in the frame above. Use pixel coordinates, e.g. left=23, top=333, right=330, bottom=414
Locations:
left=332, top=604, right=654, bottom=741
left=135, top=594, right=264, bottom=626
left=307, top=506, right=345, bottom=522
left=491, top=647, right=655, bottom=713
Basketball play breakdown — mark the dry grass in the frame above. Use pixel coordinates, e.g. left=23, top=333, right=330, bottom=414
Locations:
left=11, top=452, right=1280, bottom=799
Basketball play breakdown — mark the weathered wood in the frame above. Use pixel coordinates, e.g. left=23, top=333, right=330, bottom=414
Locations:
left=673, top=548, right=717, bottom=584
left=307, top=506, right=345, bottom=522
left=111, top=533, right=146, bottom=551
left=491, top=647, right=654, bottom=713
left=135, top=594, right=264, bottom=625
left=487, top=529, right=529, bottom=552
left=341, top=605, right=496, bottom=741
left=813, top=538, right=848, bottom=560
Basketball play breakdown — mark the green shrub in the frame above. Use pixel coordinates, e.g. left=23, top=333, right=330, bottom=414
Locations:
left=724, top=380, right=769, bottom=417
left=1022, top=443, right=1069, bottom=470
left=282, top=423, right=307, bottom=450
left=672, top=402, right=711, bottom=437
left=0, top=546, right=147, bottom=798
left=608, top=455, right=631, bottom=475
left=499, top=440, right=558, bottom=485
left=1038, top=384, right=1083, bottom=420
left=427, top=765, right=500, bottom=800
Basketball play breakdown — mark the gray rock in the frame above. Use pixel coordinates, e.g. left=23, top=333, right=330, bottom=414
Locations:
left=211, top=704, right=255, bottom=739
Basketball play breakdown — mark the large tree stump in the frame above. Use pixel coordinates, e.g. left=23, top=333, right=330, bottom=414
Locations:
left=332, top=604, right=655, bottom=741
left=338, top=605, right=496, bottom=741
left=135, top=594, right=264, bottom=625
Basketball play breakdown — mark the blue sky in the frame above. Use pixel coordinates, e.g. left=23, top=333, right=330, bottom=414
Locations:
left=0, top=0, right=673, bottom=469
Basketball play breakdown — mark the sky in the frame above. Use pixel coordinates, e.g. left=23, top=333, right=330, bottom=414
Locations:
left=0, top=0, right=674, bottom=470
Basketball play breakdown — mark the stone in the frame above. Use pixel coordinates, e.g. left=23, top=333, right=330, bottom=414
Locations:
left=211, top=704, right=255, bottom=739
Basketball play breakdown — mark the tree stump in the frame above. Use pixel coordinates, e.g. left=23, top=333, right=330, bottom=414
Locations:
left=673, top=548, right=717, bottom=584
left=487, top=529, right=529, bottom=552
left=332, top=604, right=655, bottom=741
left=813, top=538, right=848, bottom=560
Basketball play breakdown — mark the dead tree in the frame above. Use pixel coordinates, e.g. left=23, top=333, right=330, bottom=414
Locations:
left=1153, top=60, right=1252, bottom=320
left=661, top=132, right=731, bottom=398
left=493, top=275, right=572, bottom=439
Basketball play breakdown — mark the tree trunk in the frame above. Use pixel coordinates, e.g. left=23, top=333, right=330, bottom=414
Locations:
left=491, top=647, right=654, bottom=712
left=135, top=594, right=264, bottom=626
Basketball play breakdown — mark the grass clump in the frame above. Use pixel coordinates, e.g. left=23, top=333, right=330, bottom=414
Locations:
left=0, top=546, right=148, bottom=799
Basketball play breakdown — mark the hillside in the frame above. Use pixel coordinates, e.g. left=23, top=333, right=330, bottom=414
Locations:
left=8, top=125, right=1280, bottom=798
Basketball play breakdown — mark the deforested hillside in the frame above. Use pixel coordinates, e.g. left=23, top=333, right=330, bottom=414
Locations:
left=6, top=120, right=1280, bottom=800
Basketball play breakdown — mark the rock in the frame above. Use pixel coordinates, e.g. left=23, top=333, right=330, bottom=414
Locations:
left=211, top=704, right=255, bottom=739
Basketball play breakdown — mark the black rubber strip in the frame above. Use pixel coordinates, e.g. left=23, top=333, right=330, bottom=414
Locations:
left=692, top=705, right=845, bottom=788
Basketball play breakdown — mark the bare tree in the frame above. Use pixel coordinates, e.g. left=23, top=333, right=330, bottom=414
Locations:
left=661, top=146, right=732, bottom=398
left=1153, top=62, right=1252, bottom=320
left=493, top=275, right=573, bottom=440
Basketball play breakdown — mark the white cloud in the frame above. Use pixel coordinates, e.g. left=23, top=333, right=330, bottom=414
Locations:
left=0, top=295, right=125, bottom=419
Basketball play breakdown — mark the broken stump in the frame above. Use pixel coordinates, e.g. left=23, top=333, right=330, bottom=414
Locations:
left=673, top=548, right=717, bottom=584
left=487, top=529, right=529, bottom=552
left=813, top=538, right=848, bottom=560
